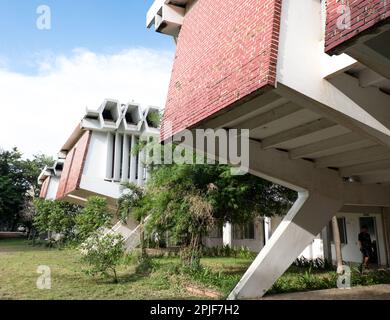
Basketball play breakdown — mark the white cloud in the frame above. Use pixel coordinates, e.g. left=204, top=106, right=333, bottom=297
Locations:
left=0, top=48, right=174, bottom=158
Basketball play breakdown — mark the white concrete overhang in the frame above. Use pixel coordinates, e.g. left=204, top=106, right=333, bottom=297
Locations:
left=37, top=166, right=55, bottom=185
left=121, top=103, right=143, bottom=134
left=329, top=25, right=390, bottom=81
left=143, top=106, right=161, bottom=135
left=196, top=86, right=390, bottom=189
left=146, top=0, right=189, bottom=37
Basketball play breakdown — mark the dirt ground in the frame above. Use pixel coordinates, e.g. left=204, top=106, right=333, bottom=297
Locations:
left=262, top=284, right=390, bottom=300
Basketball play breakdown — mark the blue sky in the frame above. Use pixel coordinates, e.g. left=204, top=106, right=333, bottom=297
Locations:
left=0, top=0, right=174, bottom=74
left=0, top=1, right=175, bottom=157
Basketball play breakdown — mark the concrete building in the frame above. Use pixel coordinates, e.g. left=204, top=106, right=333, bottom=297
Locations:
left=39, top=99, right=160, bottom=211
left=146, top=0, right=390, bottom=299
left=205, top=212, right=389, bottom=267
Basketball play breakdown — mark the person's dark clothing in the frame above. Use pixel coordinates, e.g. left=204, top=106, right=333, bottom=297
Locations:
left=359, top=231, right=372, bottom=258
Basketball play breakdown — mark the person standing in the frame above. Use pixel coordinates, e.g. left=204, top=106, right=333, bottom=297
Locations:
left=358, top=225, right=372, bottom=272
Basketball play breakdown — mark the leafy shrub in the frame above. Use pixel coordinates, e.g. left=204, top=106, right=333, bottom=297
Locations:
left=75, top=196, right=112, bottom=241
left=33, top=199, right=80, bottom=243
left=81, top=233, right=125, bottom=283
left=202, top=245, right=255, bottom=259
left=293, top=257, right=334, bottom=271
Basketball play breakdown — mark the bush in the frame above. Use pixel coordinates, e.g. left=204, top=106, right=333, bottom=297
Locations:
left=33, top=199, right=80, bottom=243
left=75, top=196, right=112, bottom=241
left=81, top=233, right=125, bottom=283
left=202, top=245, right=255, bottom=259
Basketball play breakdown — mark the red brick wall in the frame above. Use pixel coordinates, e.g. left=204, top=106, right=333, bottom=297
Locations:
left=39, top=176, right=50, bottom=199
left=161, top=0, right=282, bottom=140
left=326, top=0, right=390, bottom=54
left=56, top=130, right=91, bottom=199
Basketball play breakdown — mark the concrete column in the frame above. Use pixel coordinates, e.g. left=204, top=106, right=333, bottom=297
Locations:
left=382, top=208, right=390, bottom=267
left=137, top=146, right=145, bottom=186
left=223, top=222, right=233, bottom=247
left=113, top=133, right=122, bottom=182
left=321, top=224, right=332, bottom=262
left=228, top=191, right=343, bottom=299
left=105, top=132, right=114, bottom=180
left=129, top=135, right=137, bottom=183
left=263, top=217, right=271, bottom=245
left=121, top=134, right=130, bottom=182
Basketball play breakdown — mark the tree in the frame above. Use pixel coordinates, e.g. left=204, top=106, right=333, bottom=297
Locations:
left=22, top=153, right=54, bottom=197
left=81, top=233, right=125, bottom=283
left=331, top=216, right=343, bottom=272
left=0, top=148, right=29, bottom=230
left=33, top=199, right=80, bottom=242
left=117, top=182, right=148, bottom=257
left=135, top=161, right=296, bottom=268
left=75, top=196, right=112, bottom=241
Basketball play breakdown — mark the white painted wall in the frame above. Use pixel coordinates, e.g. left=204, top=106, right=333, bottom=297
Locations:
left=276, top=0, right=390, bottom=142
left=45, top=176, right=60, bottom=200
left=83, top=131, right=108, bottom=179
left=331, top=212, right=387, bottom=265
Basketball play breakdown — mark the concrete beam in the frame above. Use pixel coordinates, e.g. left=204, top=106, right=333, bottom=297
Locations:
left=290, top=132, right=363, bottom=159
left=235, top=103, right=301, bottom=130
left=315, top=145, right=390, bottom=169
left=262, top=118, right=338, bottom=150
left=340, top=159, right=390, bottom=177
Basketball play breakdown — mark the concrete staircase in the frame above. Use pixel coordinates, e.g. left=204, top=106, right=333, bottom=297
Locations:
left=101, top=216, right=150, bottom=253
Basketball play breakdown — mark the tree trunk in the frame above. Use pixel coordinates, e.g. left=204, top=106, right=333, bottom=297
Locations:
left=331, top=216, right=343, bottom=272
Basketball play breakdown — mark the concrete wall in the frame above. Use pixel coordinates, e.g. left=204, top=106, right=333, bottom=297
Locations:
left=160, top=0, right=282, bottom=140
left=325, top=0, right=390, bottom=54
left=330, top=212, right=387, bottom=265
left=45, top=176, right=60, bottom=200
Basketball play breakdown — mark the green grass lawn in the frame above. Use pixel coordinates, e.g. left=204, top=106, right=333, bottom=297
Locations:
left=1, top=238, right=390, bottom=300
left=0, top=238, right=250, bottom=300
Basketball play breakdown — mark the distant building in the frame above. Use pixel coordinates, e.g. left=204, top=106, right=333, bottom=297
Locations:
left=39, top=99, right=160, bottom=211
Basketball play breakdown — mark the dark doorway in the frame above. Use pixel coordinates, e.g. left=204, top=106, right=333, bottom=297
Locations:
left=359, top=217, right=380, bottom=265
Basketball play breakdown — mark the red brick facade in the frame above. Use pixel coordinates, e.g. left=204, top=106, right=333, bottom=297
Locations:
left=56, top=130, right=91, bottom=199
left=161, top=0, right=282, bottom=140
left=326, top=0, right=390, bottom=54
left=39, top=176, right=50, bottom=199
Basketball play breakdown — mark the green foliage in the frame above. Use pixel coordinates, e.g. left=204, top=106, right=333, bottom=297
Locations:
left=21, top=153, right=54, bottom=197
left=137, top=161, right=296, bottom=269
left=117, top=182, right=145, bottom=223
left=0, top=148, right=54, bottom=230
left=81, top=233, right=125, bottom=283
left=293, top=257, right=334, bottom=271
left=202, top=245, right=255, bottom=259
left=75, top=196, right=112, bottom=241
left=0, top=148, right=30, bottom=229
left=32, top=199, right=80, bottom=241
left=146, top=111, right=161, bottom=128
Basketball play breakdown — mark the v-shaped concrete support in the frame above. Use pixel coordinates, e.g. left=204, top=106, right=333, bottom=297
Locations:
left=228, top=191, right=343, bottom=299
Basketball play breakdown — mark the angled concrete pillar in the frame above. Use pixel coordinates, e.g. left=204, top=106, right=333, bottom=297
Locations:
left=223, top=222, right=233, bottom=247
left=228, top=191, right=343, bottom=299
left=129, top=135, right=137, bottom=183
left=121, top=134, right=130, bottom=182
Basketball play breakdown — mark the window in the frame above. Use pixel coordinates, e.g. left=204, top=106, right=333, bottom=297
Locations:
left=233, top=221, right=255, bottom=240
left=329, top=217, right=348, bottom=245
